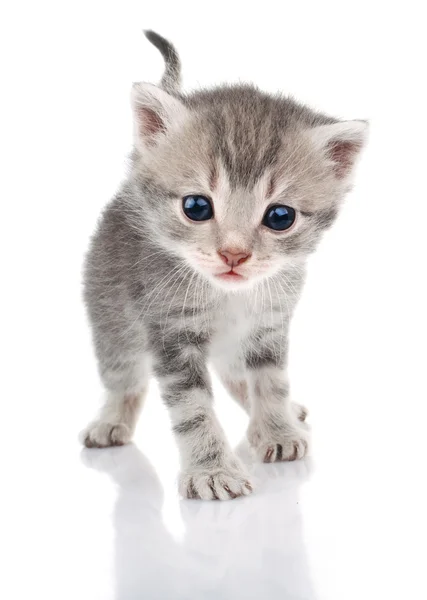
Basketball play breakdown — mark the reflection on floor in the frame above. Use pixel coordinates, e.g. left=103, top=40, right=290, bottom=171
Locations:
left=82, top=442, right=315, bottom=600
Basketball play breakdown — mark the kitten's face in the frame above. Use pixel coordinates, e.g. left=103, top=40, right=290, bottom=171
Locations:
left=131, top=84, right=367, bottom=291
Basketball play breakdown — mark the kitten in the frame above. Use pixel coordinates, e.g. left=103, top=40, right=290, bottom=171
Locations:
left=82, top=30, right=368, bottom=500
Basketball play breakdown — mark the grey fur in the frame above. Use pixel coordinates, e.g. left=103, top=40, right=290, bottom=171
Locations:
left=144, top=30, right=181, bottom=94
left=173, top=414, right=207, bottom=435
left=245, top=343, right=282, bottom=369
left=82, top=32, right=368, bottom=500
left=183, top=85, right=336, bottom=189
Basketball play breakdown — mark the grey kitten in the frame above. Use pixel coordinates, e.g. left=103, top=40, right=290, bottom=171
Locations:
left=82, top=30, right=368, bottom=500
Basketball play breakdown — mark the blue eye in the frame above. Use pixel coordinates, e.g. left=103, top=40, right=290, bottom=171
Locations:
left=182, top=195, right=213, bottom=221
left=262, top=205, right=296, bottom=231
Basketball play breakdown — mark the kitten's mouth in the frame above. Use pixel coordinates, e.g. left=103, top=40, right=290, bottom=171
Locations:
left=216, top=269, right=245, bottom=281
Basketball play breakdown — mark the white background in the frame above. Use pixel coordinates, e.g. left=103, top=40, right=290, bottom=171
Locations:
left=1, top=1, right=427, bottom=599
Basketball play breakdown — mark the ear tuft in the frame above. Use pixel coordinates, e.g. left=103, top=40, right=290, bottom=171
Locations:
left=137, top=107, right=166, bottom=136
left=310, top=120, right=369, bottom=180
left=327, top=138, right=364, bottom=179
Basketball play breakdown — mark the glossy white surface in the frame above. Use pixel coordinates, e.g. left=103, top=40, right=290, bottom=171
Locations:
left=4, top=383, right=427, bottom=600
left=2, top=1, right=427, bottom=599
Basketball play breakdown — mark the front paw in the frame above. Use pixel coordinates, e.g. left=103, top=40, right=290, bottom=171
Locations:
left=179, top=458, right=253, bottom=501
left=248, top=421, right=310, bottom=463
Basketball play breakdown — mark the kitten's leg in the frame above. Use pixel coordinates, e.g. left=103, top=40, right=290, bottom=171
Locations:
left=82, top=355, right=148, bottom=448
left=151, top=333, right=253, bottom=500
left=245, top=342, right=310, bottom=462
left=219, top=377, right=250, bottom=413
left=219, top=376, right=308, bottom=422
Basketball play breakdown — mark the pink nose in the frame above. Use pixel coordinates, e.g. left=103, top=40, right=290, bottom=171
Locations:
left=218, top=249, right=251, bottom=267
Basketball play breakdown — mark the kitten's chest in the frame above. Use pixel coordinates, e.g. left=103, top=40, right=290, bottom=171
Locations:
left=209, top=295, right=258, bottom=360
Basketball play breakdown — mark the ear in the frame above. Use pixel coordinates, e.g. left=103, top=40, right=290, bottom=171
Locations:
left=309, top=120, right=369, bottom=180
left=131, top=82, right=188, bottom=151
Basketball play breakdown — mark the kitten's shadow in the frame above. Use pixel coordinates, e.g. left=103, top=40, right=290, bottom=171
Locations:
left=81, top=443, right=318, bottom=600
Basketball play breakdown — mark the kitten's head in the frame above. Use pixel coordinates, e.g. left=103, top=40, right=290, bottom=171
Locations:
left=129, top=34, right=368, bottom=291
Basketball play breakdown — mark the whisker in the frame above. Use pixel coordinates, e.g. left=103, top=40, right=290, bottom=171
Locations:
left=120, top=262, right=186, bottom=338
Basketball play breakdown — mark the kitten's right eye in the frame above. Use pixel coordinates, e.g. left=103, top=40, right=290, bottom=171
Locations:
left=182, top=195, right=213, bottom=222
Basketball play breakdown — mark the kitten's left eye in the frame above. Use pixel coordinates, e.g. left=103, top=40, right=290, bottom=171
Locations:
left=262, top=205, right=296, bottom=231
left=182, top=195, right=213, bottom=221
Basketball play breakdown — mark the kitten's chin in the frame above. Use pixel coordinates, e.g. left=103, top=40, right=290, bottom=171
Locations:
left=210, top=272, right=256, bottom=292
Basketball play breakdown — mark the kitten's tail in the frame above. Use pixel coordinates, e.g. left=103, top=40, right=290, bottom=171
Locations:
left=144, top=30, right=181, bottom=94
